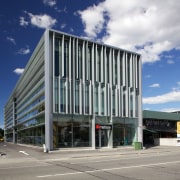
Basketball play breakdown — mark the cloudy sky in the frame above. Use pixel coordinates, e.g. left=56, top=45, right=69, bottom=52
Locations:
left=1, top=0, right=180, bottom=128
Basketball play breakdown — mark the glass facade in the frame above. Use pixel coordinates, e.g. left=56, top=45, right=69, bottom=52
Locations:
left=113, top=117, right=137, bottom=146
left=51, top=32, right=141, bottom=149
left=4, top=36, right=45, bottom=146
left=53, top=115, right=91, bottom=148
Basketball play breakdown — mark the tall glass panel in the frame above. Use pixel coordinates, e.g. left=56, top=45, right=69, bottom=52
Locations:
left=63, top=40, right=69, bottom=78
left=127, top=53, right=131, bottom=87
left=130, top=93, right=133, bottom=117
left=60, top=79, right=66, bottom=112
left=78, top=44, right=82, bottom=79
left=106, top=50, right=109, bottom=83
left=101, top=84, right=105, bottom=115
left=75, top=80, right=79, bottom=113
left=55, top=38, right=61, bottom=76
left=87, top=46, right=92, bottom=80
left=94, top=83, right=99, bottom=114
left=85, top=82, right=89, bottom=114
left=115, top=52, right=118, bottom=85
left=97, top=47, right=101, bottom=82
left=54, top=77, right=59, bottom=112
left=57, top=115, right=91, bottom=148
left=123, top=91, right=126, bottom=117
left=120, top=53, right=123, bottom=85
left=112, top=87, right=115, bottom=115
left=73, top=120, right=90, bottom=147
left=58, top=122, right=72, bottom=147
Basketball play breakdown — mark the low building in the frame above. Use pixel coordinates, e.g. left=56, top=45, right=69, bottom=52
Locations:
left=4, top=29, right=142, bottom=151
left=143, top=110, right=180, bottom=146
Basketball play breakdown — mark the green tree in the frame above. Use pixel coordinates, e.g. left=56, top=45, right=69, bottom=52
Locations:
left=0, top=128, right=4, bottom=138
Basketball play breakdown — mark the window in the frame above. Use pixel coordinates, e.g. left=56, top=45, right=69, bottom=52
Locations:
left=123, top=91, right=126, bottom=117
left=54, top=38, right=61, bottom=76
left=85, top=82, right=89, bottom=114
left=54, top=77, right=59, bottom=112
left=60, top=79, right=66, bottom=112
left=114, top=51, right=118, bottom=85
left=101, top=84, right=105, bottom=115
left=87, top=46, right=92, bottom=80
left=94, top=83, right=99, bottom=114
left=63, top=40, right=69, bottom=78
left=112, top=87, right=115, bottom=115
left=96, top=47, right=101, bottom=82
left=75, top=80, right=79, bottom=113
left=120, top=52, right=123, bottom=85
left=106, top=50, right=109, bottom=83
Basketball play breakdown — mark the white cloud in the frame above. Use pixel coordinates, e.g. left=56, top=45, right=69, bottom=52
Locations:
left=78, top=0, right=180, bottom=64
left=43, top=0, right=56, bottom=7
left=167, top=59, right=174, bottom=64
left=6, top=37, right=16, bottom=45
left=145, top=74, right=151, bottom=78
left=19, top=16, right=29, bottom=27
left=13, top=68, right=24, bottom=75
left=78, top=3, right=105, bottom=38
left=172, top=82, right=180, bottom=91
left=149, top=83, right=160, bottom=88
left=17, top=47, right=30, bottom=55
left=70, top=28, right=74, bottom=32
left=160, top=108, right=180, bottom=113
left=25, top=11, right=57, bottom=29
left=60, top=23, right=66, bottom=29
left=143, top=90, right=180, bottom=104
left=55, top=6, right=67, bottom=13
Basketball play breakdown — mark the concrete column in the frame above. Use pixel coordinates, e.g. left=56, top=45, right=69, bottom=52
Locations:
left=92, top=115, right=96, bottom=149
left=44, top=29, right=53, bottom=151
left=137, top=56, right=143, bottom=144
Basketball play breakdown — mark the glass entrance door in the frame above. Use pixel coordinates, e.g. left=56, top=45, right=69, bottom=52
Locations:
left=95, top=129, right=109, bottom=148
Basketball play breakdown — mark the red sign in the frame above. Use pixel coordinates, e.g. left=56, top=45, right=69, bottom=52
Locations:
left=96, top=124, right=100, bottom=129
left=95, top=124, right=112, bottom=130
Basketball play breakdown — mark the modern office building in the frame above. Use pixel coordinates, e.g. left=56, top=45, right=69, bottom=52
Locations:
left=4, top=29, right=142, bottom=151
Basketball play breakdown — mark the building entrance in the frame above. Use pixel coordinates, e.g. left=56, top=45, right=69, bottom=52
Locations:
left=95, top=124, right=111, bottom=148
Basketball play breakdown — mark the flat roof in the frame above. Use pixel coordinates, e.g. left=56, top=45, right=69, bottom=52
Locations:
left=143, top=110, right=180, bottom=121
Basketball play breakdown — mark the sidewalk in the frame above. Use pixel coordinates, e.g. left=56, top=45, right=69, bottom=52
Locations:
left=1, top=142, right=180, bottom=162
left=44, top=145, right=180, bottom=160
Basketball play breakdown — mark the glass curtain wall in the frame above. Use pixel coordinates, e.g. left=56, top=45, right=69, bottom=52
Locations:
left=52, top=32, right=141, bottom=149
left=54, top=115, right=91, bottom=148
left=17, top=125, right=45, bottom=146
left=113, top=117, right=137, bottom=147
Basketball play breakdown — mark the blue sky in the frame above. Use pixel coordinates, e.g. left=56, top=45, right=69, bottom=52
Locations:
left=1, top=0, right=180, bottom=128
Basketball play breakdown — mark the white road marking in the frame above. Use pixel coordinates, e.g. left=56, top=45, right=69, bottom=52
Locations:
left=37, top=160, right=180, bottom=178
left=19, top=151, right=29, bottom=156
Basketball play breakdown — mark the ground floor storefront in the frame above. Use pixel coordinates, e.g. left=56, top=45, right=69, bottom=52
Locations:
left=6, top=115, right=139, bottom=149
left=52, top=115, right=138, bottom=149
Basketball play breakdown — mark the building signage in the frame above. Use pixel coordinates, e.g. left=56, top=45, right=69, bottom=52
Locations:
left=95, top=124, right=112, bottom=130
left=177, top=122, right=180, bottom=146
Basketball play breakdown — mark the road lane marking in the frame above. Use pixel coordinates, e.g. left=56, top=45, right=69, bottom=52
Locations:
left=19, top=151, right=29, bottom=156
left=37, top=160, right=180, bottom=178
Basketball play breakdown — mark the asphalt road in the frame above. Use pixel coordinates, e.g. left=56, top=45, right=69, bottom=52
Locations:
left=1, top=142, right=180, bottom=180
